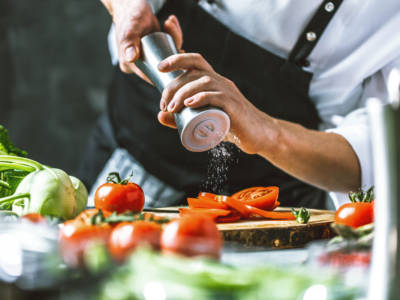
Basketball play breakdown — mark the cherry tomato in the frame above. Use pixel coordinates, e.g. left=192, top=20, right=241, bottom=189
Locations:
left=59, top=219, right=111, bottom=268
left=334, top=202, right=374, bottom=228
left=108, top=221, right=161, bottom=262
left=21, top=213, right=46, bottom=224
left=94, top=172, right=145, bottom=214
left=232, top=186, right=279, bottom=210
left=161, top=215, right=222, bottom=259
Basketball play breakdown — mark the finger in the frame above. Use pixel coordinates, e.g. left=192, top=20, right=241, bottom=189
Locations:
left=183, top=91, right=226, bottom=110
left=165, top=75, right=217, bottom=113
left=164, top=15, right=183, bottom=50
left=158, top=53, right=213, bottom=73
left=158, top=111, right=177, bottom=129
left=160, top=69, right=201, bottom=111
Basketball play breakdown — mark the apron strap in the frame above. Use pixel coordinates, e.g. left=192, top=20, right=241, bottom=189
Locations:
left=288, top=0, right=344, bottom=67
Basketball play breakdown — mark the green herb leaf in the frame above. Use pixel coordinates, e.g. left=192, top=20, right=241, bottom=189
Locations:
left=291, top=207, right=310, bottom=224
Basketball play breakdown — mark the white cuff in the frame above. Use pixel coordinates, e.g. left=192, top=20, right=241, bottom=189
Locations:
left=326, top=109, right=373, bottom=209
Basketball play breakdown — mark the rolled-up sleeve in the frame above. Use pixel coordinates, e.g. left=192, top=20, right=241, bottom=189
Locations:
left=326, top=56, right=400, bottom=209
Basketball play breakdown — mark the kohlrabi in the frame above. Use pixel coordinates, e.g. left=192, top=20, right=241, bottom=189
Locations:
left=0, top=155, right=87, bottom=219
left=69, top=175, right=88, bottom=214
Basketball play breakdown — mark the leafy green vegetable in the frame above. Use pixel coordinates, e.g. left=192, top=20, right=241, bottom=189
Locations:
left=0, top=126, right=88, bottom=219
left=98, top=249, right=357, bottom=300
left=0, top=126, right=29, bottom=198
left=0, top=125, right=27, bottom=157
left=0, top=169, right=30, bottom=198
left=0, top=155, right=87, bottom=219
left=11, top=168, right=78, bottom=219
left=291, top=207, right=311, bottom=224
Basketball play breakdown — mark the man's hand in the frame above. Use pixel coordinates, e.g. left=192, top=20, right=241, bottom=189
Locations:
left=156, top=53, right=271, bottom=155
left=101, top=0, right=183, bottom=82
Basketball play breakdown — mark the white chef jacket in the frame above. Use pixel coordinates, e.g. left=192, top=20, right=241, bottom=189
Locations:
left=108, top=0, right=400, bottom=208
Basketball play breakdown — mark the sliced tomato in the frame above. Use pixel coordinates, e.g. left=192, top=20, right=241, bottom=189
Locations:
left=179, top=208, right=231, bottom=221
left=272, top=201, right=280, bottom=210
left=198, top=192, right=218, bottom=200
left=187, top=197, right=229, bottom=210
left=246, top=205, right=296, bottom=220
left=222, top=197, right=295, bottom=220
left=216, top=213, right=242, bottom=223
left=232, top=186, right=279, bottom=210
left=221, top=197, right=252, bottom=218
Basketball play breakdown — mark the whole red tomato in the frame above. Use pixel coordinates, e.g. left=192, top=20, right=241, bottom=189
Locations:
left=161, top=215, right=222, bottom=259
left=59, top=219, right=112, bottom=268
left=108, top=221, right=161, bottom=262
left=94, top=172, right=145, bottom=214
left=334, top=187, right=374, bottom=228
left=334, top=202, right=374, bottom=228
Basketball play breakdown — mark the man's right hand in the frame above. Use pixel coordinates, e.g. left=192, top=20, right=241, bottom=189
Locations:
left=101, top=0, right=183, bottom=84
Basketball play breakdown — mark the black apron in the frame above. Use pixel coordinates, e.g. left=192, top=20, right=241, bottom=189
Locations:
left=80, top=0, right=343, bottom=209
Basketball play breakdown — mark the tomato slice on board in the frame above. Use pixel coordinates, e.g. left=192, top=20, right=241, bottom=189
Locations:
left=216, top=213, right=242, bottom=223
left=222, top=197, right=295, bottom=220
left=198, top=192, right=218, bottom=200
left=232, top=186, right=279, bottom=211
left=187, top=197, right=229, bottom=210
left=221, top=197, right=252, bottom=218
left=246, top=205, right=295, bottom=220
left=179, top=208, right=231, bottom=221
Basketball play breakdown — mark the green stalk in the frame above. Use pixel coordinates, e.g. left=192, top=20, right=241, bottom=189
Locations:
left=0, top=180, right=10, bottom=189
left=0, top=155, right=43, bottom=172
left=0, top=162, right=37, bottom=173
left=0, top=210, right=19, bottom=217
left=0, top=192, right=30, bottom=204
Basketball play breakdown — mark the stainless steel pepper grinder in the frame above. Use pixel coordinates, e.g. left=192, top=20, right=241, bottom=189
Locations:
left=135, top=32, right=230, bottom=152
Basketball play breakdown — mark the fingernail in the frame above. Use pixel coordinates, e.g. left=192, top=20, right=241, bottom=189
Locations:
left=158, top=60, right=168, bottom=70
left=184, top=98, right=195, bottom=105
left=160, top=101, right=166, bottom=111
left=168, top=101, right=176, bottom=112
left=125, top=47, right=136, bottom=61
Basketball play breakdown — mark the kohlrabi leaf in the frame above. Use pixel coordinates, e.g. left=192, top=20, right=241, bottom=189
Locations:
left=0, top=125, right=27, bottom=157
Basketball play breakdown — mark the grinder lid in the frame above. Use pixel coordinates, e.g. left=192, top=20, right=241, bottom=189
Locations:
left=179, top=108, right=230, bottom=152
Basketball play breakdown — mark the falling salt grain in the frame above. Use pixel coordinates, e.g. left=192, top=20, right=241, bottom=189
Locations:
left=201, top=142, right=239, bottom=194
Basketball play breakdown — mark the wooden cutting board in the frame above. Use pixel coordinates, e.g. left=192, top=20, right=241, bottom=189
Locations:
left=150, top=207, right=335, bottom=249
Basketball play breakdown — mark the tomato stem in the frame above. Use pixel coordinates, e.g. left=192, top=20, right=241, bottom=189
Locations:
left=348, top=186, right=374, bottom=203
left=106, top=171, right=134, bottom=185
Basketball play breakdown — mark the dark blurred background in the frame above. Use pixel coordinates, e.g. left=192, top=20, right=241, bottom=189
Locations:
left=0, top=0, right=113, bottom=175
